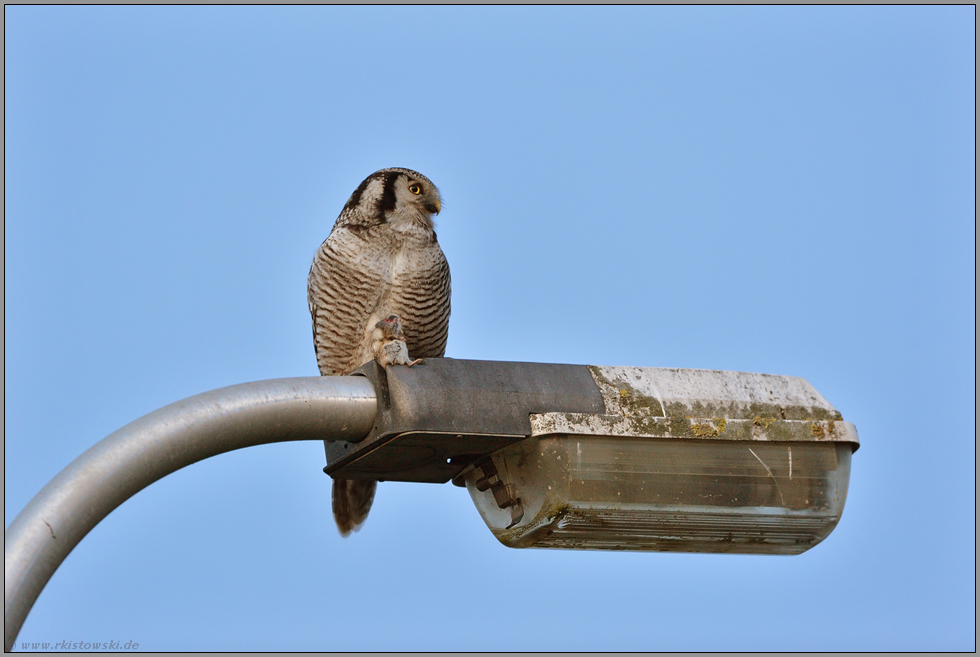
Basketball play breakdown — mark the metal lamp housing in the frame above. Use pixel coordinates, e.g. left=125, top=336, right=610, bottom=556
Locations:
left=325, top=360, right=858, bottom=555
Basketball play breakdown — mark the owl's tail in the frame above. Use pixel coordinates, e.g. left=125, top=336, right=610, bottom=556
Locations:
left=332, top=478, right=377, bottom=536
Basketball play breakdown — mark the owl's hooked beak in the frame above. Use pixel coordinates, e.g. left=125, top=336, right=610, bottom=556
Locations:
left=425, top=198, right=441, bottom=215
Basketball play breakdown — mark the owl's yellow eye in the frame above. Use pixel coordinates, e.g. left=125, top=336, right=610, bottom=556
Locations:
left=408, top=183, right=422, bottom=195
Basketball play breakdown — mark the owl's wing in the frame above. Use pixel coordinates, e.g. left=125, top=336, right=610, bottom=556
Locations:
left=308, top=229, right=384, bottom=376
left=390, top=246, right=452, bottom=359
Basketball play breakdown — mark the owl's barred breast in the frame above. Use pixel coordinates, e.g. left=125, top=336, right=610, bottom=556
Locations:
left=387, top=241, right=451, bottom=357
left=309, top=220, right=450, bottom=377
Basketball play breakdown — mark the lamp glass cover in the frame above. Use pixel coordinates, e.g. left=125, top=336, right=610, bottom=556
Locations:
left=465, top=436, right=852, bottom=555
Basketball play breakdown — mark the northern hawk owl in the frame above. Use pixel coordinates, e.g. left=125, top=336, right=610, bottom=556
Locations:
left=308, top=168, right=451, bottom=536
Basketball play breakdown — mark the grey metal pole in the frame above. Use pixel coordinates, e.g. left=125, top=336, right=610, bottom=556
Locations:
left=4, top=376, right=377, bottom=652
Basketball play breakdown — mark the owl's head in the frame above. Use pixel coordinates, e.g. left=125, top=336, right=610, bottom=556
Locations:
left=340, top=167, right=442, bottom=231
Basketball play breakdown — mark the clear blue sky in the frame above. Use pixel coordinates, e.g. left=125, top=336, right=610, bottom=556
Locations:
left=5, top=6, right=975, bottom=651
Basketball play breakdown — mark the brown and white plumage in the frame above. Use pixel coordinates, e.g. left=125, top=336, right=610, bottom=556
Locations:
left=308, top=167, right=451, bottom=536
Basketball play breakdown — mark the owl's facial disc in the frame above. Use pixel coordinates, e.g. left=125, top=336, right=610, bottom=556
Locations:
left=388, top=174, right=442, bottom=229
left=402, top=177, right=440, bottom=215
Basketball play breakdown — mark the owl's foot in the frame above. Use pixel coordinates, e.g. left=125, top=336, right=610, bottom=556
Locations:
left=407, top=358, right=424, bottom=367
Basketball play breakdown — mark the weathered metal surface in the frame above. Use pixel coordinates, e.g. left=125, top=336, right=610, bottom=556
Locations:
left=323, top=358, right=606, bottom=483
left=529, top=413, right=859, bottom=445
left=325, top=361, right=858, bottom=484
left=588, top=365, right=846, bottom=422
left=557, top=365, right=860, bottom=448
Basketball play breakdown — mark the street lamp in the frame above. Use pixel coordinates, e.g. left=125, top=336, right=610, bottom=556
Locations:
left=5, top=358, right=857, bottom=650
left=329, top=359, right=858, bottom=555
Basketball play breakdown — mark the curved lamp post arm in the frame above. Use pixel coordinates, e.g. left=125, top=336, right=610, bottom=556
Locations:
left=4, top=376, right=377, bottom=651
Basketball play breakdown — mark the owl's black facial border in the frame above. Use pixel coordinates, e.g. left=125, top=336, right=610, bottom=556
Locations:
left=378, top=172, right=399, bottom=216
